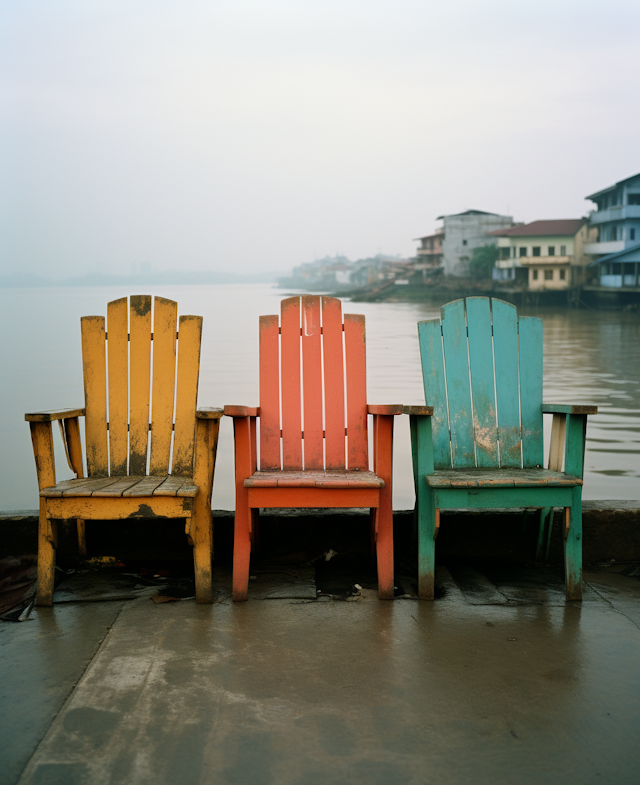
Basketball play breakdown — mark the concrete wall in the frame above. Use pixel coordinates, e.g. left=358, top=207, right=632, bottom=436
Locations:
left=440, top=212, right=513, bottom=276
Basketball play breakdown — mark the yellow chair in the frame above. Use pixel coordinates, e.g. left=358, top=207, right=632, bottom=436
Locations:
left=26, top=295, right=222, bottom=605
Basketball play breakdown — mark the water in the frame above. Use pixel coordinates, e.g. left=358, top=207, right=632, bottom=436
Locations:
left=1, top=284, right=638, bottom=512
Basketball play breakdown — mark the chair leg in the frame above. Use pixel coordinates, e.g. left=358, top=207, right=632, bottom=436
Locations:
left=36, top=501, right=56, bottom=607
left=375, top=502, right=394, bottom=600
left=536, top=507, right=551, bottom=562
left=564, top=491, right=583, bottom=601
left=77, top=519, right=87, bottom=557
left=192, top=508, right=213, bottom=604
left=417, top=487, right=437, bottom=600
left=232, top=503, right=252, bottom=602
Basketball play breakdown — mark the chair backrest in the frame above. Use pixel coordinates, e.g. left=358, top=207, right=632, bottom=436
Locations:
left=418, top=297, right=543, bottom=470
left=81, top=295, right=202, bottom=478
left=259, top=295, right=368, bottom=472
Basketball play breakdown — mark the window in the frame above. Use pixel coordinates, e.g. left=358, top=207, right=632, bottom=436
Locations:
left=544, top=269, right=553, bottom=281
left=532, top=247, right=541, bottom=257
left=628, top=194, right=640, bottom=205
left=519, top=247, right=527, bottom=257
left=532, top=269, right=538, bottom=280
left=560, top=245, right=566, bottom=255
left=462, top=239, right=467, bottom=246
left=559, top=269, right=566, bottom=280
left=548, top=246, right=555, bottom=256
left=631, top=228, right=636, bottom=241
left=499, top=247, right=510, bottom=260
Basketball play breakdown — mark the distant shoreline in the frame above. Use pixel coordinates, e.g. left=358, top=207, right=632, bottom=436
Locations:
left=0, top=273, right=281, bottom=288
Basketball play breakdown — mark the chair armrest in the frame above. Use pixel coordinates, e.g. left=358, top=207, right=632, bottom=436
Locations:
left=196, top=407, right=224, bottom=420
left=367, top=404, right=404, bottom=415
left=403, top=406, right=434, bottom=416
left=224, top=406, right=259, bottom=417
left=25, top=408, right=85, bottom=422
left=542, top=403, right=597, bottom=415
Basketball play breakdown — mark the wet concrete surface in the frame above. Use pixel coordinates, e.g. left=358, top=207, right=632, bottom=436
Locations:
left=3, top=564, right=640, bottom=785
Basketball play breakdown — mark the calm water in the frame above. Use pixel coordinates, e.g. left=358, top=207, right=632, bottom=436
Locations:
left=1, top=284, right=638, bottom=511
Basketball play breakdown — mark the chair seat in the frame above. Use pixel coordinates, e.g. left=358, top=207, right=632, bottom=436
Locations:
left=426, top=468, right=583, bottom=489
left=40, top=475, right=197, bottom=498
left=244, top=470, right=385, bottom=489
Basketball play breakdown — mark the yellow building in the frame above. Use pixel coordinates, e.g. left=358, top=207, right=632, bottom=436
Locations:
left=489, top=220, right=596, bottom=290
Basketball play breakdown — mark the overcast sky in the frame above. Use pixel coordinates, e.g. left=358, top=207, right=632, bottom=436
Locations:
left=2, top=0, right=639, bottom=278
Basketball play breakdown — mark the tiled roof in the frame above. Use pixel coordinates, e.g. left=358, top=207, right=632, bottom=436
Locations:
left=488, top=220, right=585, bottom=238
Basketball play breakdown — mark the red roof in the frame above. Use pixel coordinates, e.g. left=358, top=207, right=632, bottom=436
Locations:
left=488, top=220, right=585, bottom=237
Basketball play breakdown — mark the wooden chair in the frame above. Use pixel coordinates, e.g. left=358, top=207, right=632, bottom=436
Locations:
left=406, top=297, right=596, bottom=601
left=25, top=295, right=222, bottom=606
left=224, top=295, right=402, bottom=601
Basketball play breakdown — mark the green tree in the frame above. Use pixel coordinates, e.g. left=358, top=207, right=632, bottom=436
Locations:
left=469, top=244, right=499, bottom=280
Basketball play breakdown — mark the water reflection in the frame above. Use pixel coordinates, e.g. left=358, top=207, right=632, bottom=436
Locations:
left=0, top=286, right=638, bottom=511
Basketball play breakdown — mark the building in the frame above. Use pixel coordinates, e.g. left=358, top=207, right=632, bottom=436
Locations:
left=437, top=210, right=514, bottom=276
left=413, top=231, right=443, bottom=272
left=585, top=173, right=640, bottom=289
left=490, top=220, right=595, bottom=291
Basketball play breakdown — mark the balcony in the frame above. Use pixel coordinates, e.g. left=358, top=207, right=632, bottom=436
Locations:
left=584, top=241, right=625, bottom=256
left=589, top=205, right=640, bottom=224
left=518, top=256, right=572, bottom=266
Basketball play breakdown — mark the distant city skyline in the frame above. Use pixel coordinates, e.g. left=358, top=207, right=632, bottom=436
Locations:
left=2, top=0, right=639, bottom=278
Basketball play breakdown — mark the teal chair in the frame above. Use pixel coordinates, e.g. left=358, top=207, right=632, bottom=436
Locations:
left=406, top=297, right=596, bottom=601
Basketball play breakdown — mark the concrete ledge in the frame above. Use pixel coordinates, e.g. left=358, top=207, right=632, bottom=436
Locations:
left=2, top=503, right=639, bottom=565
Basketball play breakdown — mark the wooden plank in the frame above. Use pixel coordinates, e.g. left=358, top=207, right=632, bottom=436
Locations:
left=301, top=295, right=323, bottom=469
left=25, top=408, right=85, bottom=422
left=466, top=297, right=499, bottom=467
left=518, top=315, right=544, bottom=467
left=107, top=297, right=129, bottom=475
left=153, top=475, right=197, bottom=496
left=29, top=422, right=56, bottom=490
left=259, top=315, right=281, bottom=469
left=542, top=403, right=598, bottom=415
left=492, top=298, right=522, bottom=468
left=280, top=297, right=303, bottom=469
left=247, top=487, right=380, bottom=509
left=322, top=297, right=346, bottom=470
left=149, top=297, right=177, bottom=475
left=92, top=476, right=149, bottom=497
left=81, top=315, right=108, bottom=477
left=129, top=295, right=152, bottom=475
left=441, top=299, right=475, bottom=467
left=172, top=314, right=202, bottom=475
left=418, top=319, right=451, bottom=468
left=344, top=313, right=368, bottom=470
left=426, top=468, right=582, bottom=488
left=122, top=475, right=168, bottom=496
left=46, top=495, right=191, bottom=520
left=56, top=477, right=123, bottom=497
left=41, top=477, right=98, bottom=497
left=548, top=413, right=566, bottom=472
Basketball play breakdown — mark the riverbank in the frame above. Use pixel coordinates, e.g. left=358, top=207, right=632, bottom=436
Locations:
left=327, top=279, right=640, bottom=310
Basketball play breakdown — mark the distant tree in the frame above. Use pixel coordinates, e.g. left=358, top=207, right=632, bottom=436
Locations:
left=469, top=244, right=499, bottom=280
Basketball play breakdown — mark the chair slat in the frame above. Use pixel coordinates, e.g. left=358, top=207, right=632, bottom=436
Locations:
left=466, top=297, right=499, bottom=467
left=441, top=300, right=475, bottom=467
left=518, top=316, right=544, bottom=467
left=417, top=319, right=451, bottom=468
left=172, top=315, right=202, bottom=476
left=344, top=313, right=368, bottom=470
left=107, top=298, right=129, bottom=475
left=492, top=299, right=522, bottom=467
left=280, top=297, right=303, bottom=469
left=302, top=296, right=323, bottom=469
left=149, top=297, right=177, bottom=475
left=259, top=315, right=281, bottom=470
left=322, top=297, right=346, bottom=469
left=81, top=316, right=109, bottom=477
left=129, top=295, right=152, bottom=475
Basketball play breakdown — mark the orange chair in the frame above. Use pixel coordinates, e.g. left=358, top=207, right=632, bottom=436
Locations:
left=225, top=295, right=401, bottom=601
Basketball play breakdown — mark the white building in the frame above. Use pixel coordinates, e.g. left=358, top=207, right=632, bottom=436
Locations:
left=437, top=210, right=514, bottom=276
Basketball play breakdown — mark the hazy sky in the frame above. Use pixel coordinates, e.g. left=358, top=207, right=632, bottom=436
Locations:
left=2, top=0, right=639, bottom=277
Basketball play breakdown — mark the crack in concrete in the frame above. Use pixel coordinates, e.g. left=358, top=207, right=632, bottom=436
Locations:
left=583, top=579, right=640, bottom=632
